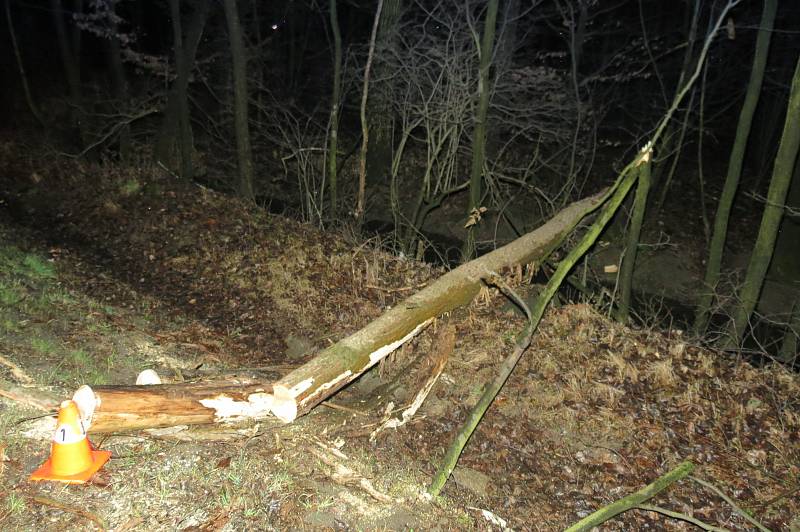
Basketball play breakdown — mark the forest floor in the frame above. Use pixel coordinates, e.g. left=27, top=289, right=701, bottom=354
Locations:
left=0, top=138, right=799, bottom=531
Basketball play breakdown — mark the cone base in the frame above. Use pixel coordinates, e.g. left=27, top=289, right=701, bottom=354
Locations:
left=29, top=449, right=111, bottom=484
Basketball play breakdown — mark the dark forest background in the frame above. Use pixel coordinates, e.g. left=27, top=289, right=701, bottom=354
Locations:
left=2, top=0, right=800, bottom=359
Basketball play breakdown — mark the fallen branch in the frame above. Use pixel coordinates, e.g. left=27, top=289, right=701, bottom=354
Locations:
left=0, top=354, right=34, bottom=384
left=689, top=475, right=770, bottom=532
left=307, top=438, right=396, bottom=503
left=428, top=274, right=534, bottom=496
left=636, top=504, right=731, bottom=532
left=0, top=377, right=59, bottom=412
left=429, top=151, right=645, bottom=496
left=31, top=495, right=106, bottom=530
left=370, top=324, right=453, bottom=441
left=564, top=461, right=695, bottom=532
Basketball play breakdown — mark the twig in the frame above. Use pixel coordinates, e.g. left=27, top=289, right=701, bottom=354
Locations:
left=0, top=354, right=34, bottom=384
left=365, top=282, right=428, bottom=293
left=689, top=476, right=770, bottom=532
left=636, top=504, right=731, bottom=532
left=756, top=483, right=800, bottom=510
left=320, top=400, right=367, bottom=416
left=63, top=108, right=157, bottom=158
left=307, top=443, right=395, bottom=503
left=31, top=495, right=106, bottom=530
left=371, top=325, right=453, bottom=441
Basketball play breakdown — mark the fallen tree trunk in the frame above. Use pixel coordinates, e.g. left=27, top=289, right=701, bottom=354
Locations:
left=270, top=190, right=605, bottom=421
left=73, top=378, right=275, bottom=433
left=69, top=190, right=605, bottom=432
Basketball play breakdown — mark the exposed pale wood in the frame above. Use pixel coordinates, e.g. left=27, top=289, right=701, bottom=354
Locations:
left=61, top=190, right=604, bottom=432
left=75, top=379, right=273, bottom=433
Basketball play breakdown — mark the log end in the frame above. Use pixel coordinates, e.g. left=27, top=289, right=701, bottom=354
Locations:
left=270, top=385, right=297, bottom=423
left=72, top=384, right=98, bottom=430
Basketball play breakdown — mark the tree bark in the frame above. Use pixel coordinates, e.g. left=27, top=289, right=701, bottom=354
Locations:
left=720, top=53, right=800, bottom=348
left=365, top=0, right=402, bottom=187
left=68, top=191, right=605, bottom=432
left=155, top=0, right=210, bottom=175
left=223, top=0, right=255, bottom=201
left=50, top=0, right=82, bottom=136
left=463, top=0, right=499, bottom=260
left=70, top=377, right=279, bottom=434
left=694, top=0, right=777, bottom=334
left=616, top=160, right=651, bottom=322
left=328, top=0, right=343, bottom=213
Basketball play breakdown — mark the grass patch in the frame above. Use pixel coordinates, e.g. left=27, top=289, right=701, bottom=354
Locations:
left=0, top=244, right=55, bottom=280
left=30, top=336, right=59, bottom=355
left=4, top=491, right=26, bottom=515
left=0, top=280, right=24, bottom=306
left=1, top=316, right=21, bottom=334
left=21, top=254, right=55, bottom=279
left=43, top=288, right=75, bottom=306
left=68, top=348, right=92, bottom=367
left=120, top=178, right=142, bottom=196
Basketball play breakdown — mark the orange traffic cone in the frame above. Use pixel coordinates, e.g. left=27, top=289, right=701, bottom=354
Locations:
left=30, top=399, right=111, bottom=484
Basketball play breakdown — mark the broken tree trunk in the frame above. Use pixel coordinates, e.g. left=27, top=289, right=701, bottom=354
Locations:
left=68, top=190, right=605, bottom=433
left=72, top=378, right=275, bottom=433
left=270, top=190, right=605, bottom=421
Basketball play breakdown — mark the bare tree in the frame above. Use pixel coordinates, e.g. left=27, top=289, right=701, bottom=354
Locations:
left=50, top=0, right=83, bottom=138
left=355, top=0, right=385, bottom=223
left=155, top=0, right=210, bottom=178
left=223, top=0, right=255, bottom=201
left=378, top=1, right=576, bottom=255
left=694, top=0, right=778, bottom=335
left=327, top=0, right=343, bottom=214
left=463, top=0, right=499, bottom=261
left=720, top=53, right=800, bottom=349
left=365, top=0, right=403, bottom=187
left=5, top=0, right=44, bottom=126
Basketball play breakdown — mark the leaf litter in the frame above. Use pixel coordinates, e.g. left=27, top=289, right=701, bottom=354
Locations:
left=0, top=143, right=797, bottom=530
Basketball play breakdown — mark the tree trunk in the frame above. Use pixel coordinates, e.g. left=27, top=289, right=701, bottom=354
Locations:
left=166, top=0, right=193, bottom=179
left=778, top=298, right=799, bottom=365
left=365, top=0, right=402, bottom=187
left=223, top=0, right=255, bottom=201
left=720, top=53, right=800, bottom=348
left=107, top=2, right=131, bottom=161
left=355, top=0, right=384, bottom=223
left=67, top=191, right=605, bottom=432
left=50, top=0, right=82, bottom=137
left=5, top=0, right=44, bottom=126
left=155, top=0, right=210, bottom=175
left=615, top=160, right=651, bottom=322
left=74, top=378, right=278, bottom=433
left=463, top=0, right=500, bottom=261
left=694, top=0, right=777, bottom=335
left=328, top=0, right=343, bottom=213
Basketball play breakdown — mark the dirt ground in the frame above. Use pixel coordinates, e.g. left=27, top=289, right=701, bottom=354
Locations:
left=1, top=138, right=799, bottom=531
